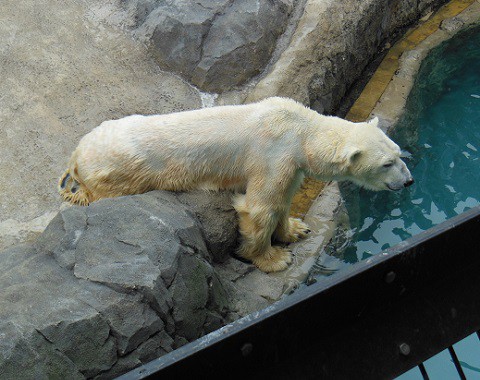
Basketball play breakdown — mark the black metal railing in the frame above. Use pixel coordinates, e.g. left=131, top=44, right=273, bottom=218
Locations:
left=448, top=345, right=467, bottom=380
left=404, top=331, right=480, bottom=380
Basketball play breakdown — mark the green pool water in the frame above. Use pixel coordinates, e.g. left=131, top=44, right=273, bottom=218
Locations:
left=310, top=24, right=480, bottom=379
left=312, top=25, right=480, bottom=273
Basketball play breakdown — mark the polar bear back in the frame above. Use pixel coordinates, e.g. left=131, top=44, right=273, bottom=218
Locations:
left=74, top=99, right=310, bottom=183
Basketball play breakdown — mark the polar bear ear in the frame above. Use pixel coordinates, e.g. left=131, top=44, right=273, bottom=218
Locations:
left=368, top=117, right=380, bottom=128
left=346, top=146, right=362, bottom=163
left=339, top=145, right=362, bottom=168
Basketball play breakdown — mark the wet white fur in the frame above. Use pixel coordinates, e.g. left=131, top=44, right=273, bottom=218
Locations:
left=60, top=97, right=412, bottom=272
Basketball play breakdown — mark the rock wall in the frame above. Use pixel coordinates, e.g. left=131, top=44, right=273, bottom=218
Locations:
left=133, top=0, right=294, bottom=92
left=107, top=0, right=446, bottom=112
left=246, top=0, right=447, bottom=113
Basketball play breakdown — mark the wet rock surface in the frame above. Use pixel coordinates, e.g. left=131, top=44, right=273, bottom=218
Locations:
left=1, top=186, right=342, bottom=377
left=1, top=189, right=300, bottom=378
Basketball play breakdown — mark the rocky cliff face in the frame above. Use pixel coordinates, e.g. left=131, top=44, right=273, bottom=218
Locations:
left=0, top=190, right=296, bottom=378
left=107, top=0, right=444, bottom=111
left=246, top=0, right=445, bottom=113
left=0, top=192, right=235, bottom=379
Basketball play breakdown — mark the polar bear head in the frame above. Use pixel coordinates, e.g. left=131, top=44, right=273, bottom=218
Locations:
left=337, top=117, right=414, bottom=191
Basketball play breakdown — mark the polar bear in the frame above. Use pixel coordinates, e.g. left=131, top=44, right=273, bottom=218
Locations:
left=59, top=97, right=413, bottom=272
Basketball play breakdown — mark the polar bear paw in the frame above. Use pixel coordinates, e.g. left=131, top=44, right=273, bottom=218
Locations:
left=277, top=217, right=310, bottom=243
left=252, top=246, right=292, bottom=273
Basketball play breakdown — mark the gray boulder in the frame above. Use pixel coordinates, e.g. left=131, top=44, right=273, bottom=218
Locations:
left=0, top=191, right=235, bottom=379
left=175, top=190, right=238, bottom=263
left=131, top=0, right=294, bottom=92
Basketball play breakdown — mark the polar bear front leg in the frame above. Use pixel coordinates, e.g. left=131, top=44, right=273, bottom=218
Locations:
left=251, top=246, right=293, bottom=273
left=273, top=171, right=311, bottom=244
left=234, top=202, right=293, bottom=273
left=234, top=195, right=292, bottom=273
left=233, top=173, right=296, bottom=272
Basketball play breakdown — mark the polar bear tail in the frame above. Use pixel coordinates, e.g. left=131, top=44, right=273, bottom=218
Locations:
left=58, top=168, right=92, bottom=206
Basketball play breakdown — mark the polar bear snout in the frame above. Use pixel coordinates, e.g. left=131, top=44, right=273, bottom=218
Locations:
left=399, top=161, right=414, bottom=188
left=386, top=176, right=414, bottom=191
left=383, top=159, right=414, bottom=191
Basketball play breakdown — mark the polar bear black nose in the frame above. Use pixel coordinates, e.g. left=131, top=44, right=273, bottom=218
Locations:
left=404, top=178, right=414, bottom=187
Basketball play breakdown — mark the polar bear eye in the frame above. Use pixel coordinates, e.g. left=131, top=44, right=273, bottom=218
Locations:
left=383, top=162, right=393, bottom=168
